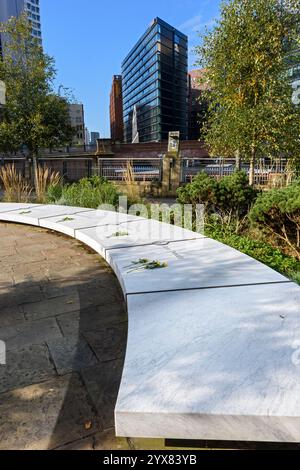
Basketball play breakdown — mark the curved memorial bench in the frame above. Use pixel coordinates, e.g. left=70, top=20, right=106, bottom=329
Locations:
left=1, top=202, right=300, bottom=444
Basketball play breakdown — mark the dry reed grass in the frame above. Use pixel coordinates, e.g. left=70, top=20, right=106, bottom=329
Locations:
left=35, top=165, right=61, bottom=203
left=0, top=164, right=33, bottom=202
left=122, top=160, right=141, bottom=203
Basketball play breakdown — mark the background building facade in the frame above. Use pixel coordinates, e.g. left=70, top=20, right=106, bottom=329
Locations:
left=84, top=127, right=90, bottom=147
left=122, top=17, right=188, bottom=143
left=0, top=0, right=42, bottom=56
left=110, top=75, right=124, bottom=141
left=188, top=69, right=209, bottom=140
left=68, top=104, right=85, bottom=146
left=90, top=131, right=100, bottom=146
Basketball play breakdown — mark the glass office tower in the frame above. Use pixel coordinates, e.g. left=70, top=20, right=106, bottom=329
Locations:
left=122, top=17, right=188, bottom=143
left=0, top=0, right=42, bottom=56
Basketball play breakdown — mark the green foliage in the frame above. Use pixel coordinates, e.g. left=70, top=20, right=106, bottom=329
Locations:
left=0, top=15, right=73, bottom=157
left=46, top=182, right=63, bottom=203
left=177, top=172, right=218, bottom=208
left=177, top=171, right=258, bottom=218
left=205, top=217, right=300, bottom=282
left=46, top=176, right=119, bottom=209
left=249, top=181, right=300, bottom=259
left=195, top=0, right=300, bottom=180
left=178, top=170, right=299, bottom=280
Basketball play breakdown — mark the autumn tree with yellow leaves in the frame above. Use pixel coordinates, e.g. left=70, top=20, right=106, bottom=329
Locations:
left=196, top=0, right=300, bottom=184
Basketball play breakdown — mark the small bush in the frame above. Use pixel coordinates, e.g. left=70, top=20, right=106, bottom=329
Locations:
left=177, top=172, right=218, bottom=209
left=47, top=181, right=63, bottom=203
left=177, top=171, right=258, bottom=221
left=46, top=176, right=119, bottom=208
left=249, top=181, right=300, bottom=260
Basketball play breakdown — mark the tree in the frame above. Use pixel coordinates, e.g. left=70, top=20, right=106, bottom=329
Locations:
left=195, top=0, right=300, bottom=184
left=0, top=15, right=74, bottom=179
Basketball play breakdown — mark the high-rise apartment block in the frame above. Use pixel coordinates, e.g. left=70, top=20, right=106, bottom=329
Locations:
left=110, top=75, right=124, bottom=141
left=122, top=17, right=188, bottom=143
left=0, top=0, right=42, bottom=56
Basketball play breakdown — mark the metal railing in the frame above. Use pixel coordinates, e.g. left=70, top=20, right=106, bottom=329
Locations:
left=98, top=158, right=163, bottom=182
left=181, top=158, right=290, bottom=187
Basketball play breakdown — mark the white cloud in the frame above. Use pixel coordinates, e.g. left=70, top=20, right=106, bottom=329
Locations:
left=179, top=14, right=203, bottom=33
left=179, top=14, right=216, bottom=35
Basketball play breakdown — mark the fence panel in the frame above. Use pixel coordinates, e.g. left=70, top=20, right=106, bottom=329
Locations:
left=181, top=158, right=289, bottom=187
left=99, top=158, right=162, bottom=182
left=38, top=158, right=93, bottom=181
left=0, top=158, right=26, bottom=177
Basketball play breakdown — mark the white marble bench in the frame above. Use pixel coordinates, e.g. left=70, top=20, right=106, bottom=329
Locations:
left=1, top=202, right=300, bottom=444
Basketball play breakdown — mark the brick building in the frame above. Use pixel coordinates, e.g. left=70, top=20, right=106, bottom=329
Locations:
left=110, top=75, right=124, bottom=141
left=96, top=138, right=209, bottom=159
left=188, top=69, right=209, bottom=141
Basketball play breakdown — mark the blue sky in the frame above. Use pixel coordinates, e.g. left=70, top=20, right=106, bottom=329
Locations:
left=40, top=0, right=220, bottom=137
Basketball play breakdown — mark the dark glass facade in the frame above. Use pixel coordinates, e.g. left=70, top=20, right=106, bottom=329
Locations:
left=122, top=17, right=188, bottom=143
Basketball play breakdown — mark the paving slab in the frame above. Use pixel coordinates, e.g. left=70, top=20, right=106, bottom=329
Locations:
left=0, top=284, right=43, bottom=310
left=81, top=361, right=125, bottom=430
left=0, top=374, right=102, bottom=450
left=56, top=303, right=127, bottom=336
left=116, top=283, right=300, bottom=442
left=84, top=324, right=127, bottom=363
left=22, top=294, right=81, bottom=321
left=106, top=238, right=289, bottom=295
left=0, top=317, right=63, bottom=351
left=0, top=344, right=56, bottom=393
left=0, top=220, right=129, bottom=449
left=0, top=305, right=25, bottom=327
left=46, top=336, right=98, bottom=375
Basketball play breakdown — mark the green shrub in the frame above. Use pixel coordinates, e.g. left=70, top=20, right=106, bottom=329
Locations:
left=177, top=172, right=218, bottom=209
left=205, top=218, right=300, bottom=283
left=216, top=171, right=258, bottom=218
left=46, top=182, right=63, bottom=203
left=177, top=171, right=258, bottom=220
left=46, top=176, right=119, bottom=208
left=249, top=181, right=300, bottom=260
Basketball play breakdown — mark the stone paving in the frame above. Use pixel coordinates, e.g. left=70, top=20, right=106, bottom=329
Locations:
left=0, top=222, right=166, bottom=450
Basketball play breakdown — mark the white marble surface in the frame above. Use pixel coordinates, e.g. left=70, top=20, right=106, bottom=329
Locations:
left=39, top=208, right=143, bottom=237
left=70, top=209, right=143, bottom=224
left=1, top=202, right=300, bottom=443
left=75, top=218, right=203, bottom=258
left=116, top=283, right=300, bottom=442
left=0, top=203, right=40, bottom=213
left=106, top=238, right=288, bottom=295
left=0, top=203, right=92, bottom=226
